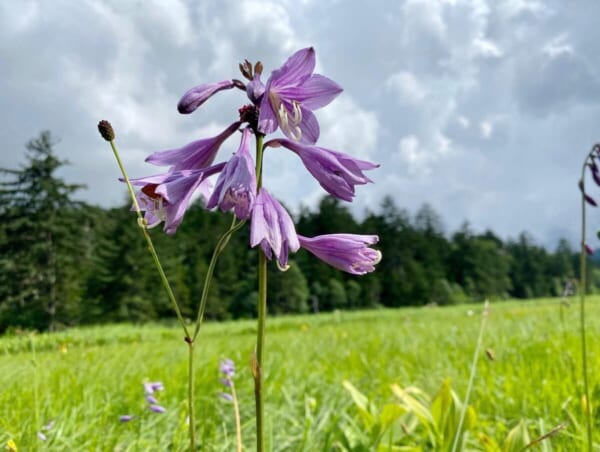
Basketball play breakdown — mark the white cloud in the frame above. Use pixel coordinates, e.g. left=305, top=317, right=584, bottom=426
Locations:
left=543, top=33, right=573, bottom=58
left=480, top=121, right=493, bottom=138
left=385, top=71, right=428, bottom=104
left=472, top=37, right=503, bottom=58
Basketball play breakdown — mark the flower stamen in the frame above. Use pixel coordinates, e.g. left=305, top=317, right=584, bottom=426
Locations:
left=271, top=93, right=303, bottom=141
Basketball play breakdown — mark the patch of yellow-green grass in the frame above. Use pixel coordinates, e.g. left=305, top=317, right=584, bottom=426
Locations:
left=0, top=297, right=598, bottom=450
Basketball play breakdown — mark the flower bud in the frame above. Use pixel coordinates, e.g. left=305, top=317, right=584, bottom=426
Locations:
left=97, top=120, right=115, bottom=141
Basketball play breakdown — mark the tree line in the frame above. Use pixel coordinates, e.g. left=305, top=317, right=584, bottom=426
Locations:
left=0, top=133, right=591, bottom=332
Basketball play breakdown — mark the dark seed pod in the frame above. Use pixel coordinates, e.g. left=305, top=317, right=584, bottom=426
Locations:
left=97, top=120, right=115, bottom=141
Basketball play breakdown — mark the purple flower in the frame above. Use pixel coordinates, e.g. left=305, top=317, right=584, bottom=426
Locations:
left=250, top=188, right=300, bottom=269
left=298, top=234, right=381, bottom=275
left=220, top=358, right=236, bottom=378
left=129, top=163, right=225, bottom=234
left=145, top=394, right=159, bottom=404
left=585, top=243, right=594, bottom=255
left=246, top=73, right=266, bottom=105
left=267, top=138, right=379, bottom=201
left=148, top=404, right=167, bottom=414
left=143, top=381, right=165, bottom=395
left=218, top=392, right=234, bottom=402
left=178, top=80, right=236, bottom=114
left=206, top=128, right=256, bottom=219
left=37, top=432, right=47, bottom=441
left=258, top=47, right=343, bottom=144
left=146, top=122, right=241, bottom=171
left=119, top=415, right=135, bottom=423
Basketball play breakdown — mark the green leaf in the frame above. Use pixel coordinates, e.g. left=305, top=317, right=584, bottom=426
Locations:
left=503, top=420, right=531, bottom=452
left=343, top=380, right=376, bottom=428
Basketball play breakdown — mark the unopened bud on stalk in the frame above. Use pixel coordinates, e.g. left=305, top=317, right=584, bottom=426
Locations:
left=97, top=120, right=115, bottom=141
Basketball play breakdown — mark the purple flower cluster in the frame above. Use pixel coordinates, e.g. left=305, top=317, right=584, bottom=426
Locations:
left=130, top=48, right=381, bottom=274
left=120, top=381, right=166, bottom=422
left=218, top=358, right=236, bottom=402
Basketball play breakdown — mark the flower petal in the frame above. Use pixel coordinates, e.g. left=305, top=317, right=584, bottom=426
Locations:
left=257, top=86, right=278, bottom=135
left=296, top=107, right=319, bottom=144
left=269, top=47, right=316, bottom=88
left=277, top=74, right=342, bottom=110
left=145, top=122, right=240, bottom=171
left=178, top=80, right=235, bottom=114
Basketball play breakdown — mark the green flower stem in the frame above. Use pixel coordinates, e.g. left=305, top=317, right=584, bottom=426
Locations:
left=451, top=300, right=489, bottom=452
left=579, top=150, right=594, bottom=451
left=254, top=132, right=266, bottom=452
left=231, top=381, right=243, bottom=452
left=188, top=341, right=196, bottom=451
left=192, top=216, right=246, bottom=341
left=107, top=139, right=190, bottom=339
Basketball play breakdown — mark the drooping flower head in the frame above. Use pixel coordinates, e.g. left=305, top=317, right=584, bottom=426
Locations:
left=178, top=80, right=237, bottom=114
left=206, top=128, right=257, bottom=219
left=250, top=188, right=300, bottom=269
left=129, top=163, right=225, bottom=234
left=146, top=121, right=241, bottom=172
left=258, top=47, right=343, bottom=144
left=298, top=234, right=381, bottom=275
left=266, top=138, right=379, bottom=201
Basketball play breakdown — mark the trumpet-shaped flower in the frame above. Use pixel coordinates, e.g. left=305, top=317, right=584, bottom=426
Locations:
left=267, top=139, right=378, bottom=201
left=298, top=234, right=381, bottom=275
left=250, top=188, right=300, bottom=269
left=258, top=47, right=342, bottom=144
left=178, top=80, right=236, bottom=114
left=129, top=163, right=225, bottom=235
left=146, top=122, right=241, bottom=171
left=206, top=128, right=256, bottom=219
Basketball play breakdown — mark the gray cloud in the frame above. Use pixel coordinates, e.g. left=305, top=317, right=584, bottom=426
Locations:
left=2, top=0, right=600, bottom=248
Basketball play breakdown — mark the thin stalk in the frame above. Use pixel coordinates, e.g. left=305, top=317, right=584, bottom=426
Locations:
left=192, top=217, right=246, bottom=341
left=579, top=152, right=593, bottom=451
left=107, top=139, right=190, bottom=339
left=254, top=133, right=266, bottom=452
left=188, top=341, right=196, bottom=451
left=231, top=381, right=243, bottom=452
left=30, top=334, right=40, bottom=451
left=255, top=250, right=267, bottom=452
left=451, top=300, right=490, bottom=452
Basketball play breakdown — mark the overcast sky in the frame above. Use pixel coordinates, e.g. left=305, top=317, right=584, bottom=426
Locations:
left=2, top=0, right=600, bottom=249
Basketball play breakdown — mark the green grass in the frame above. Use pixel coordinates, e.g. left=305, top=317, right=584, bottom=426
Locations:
left=0, top=297, right=598, bottom=450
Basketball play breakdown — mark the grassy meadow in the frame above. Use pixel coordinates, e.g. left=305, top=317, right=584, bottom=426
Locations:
left=1, top=297, right=599, bottom=451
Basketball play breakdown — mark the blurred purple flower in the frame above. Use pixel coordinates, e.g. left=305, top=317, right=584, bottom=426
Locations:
left=37, top=432, right=47, bottom=441
left=258, top=47, right=342, bottom=144
left=250, top=188, right=300, bottom=269
left=218, top=392, right=234, bottom=402
left=145, top=394, right=159, bottom=404
left=143, top=381, right=165, bottom=395
left=149, top=404, right=167, bottom=414
left=585, top=244, right=594, bottom=255
left=266, top=138, right=378, bottom=201
left=129, top=163, right=225, bottom=234
left=298, top=234, right=381, bottom=275
left=119, top=415, right=135, bottom=423
left=178, top=80, right=236, bottom=114
left=206, top=128, right=257, bottom=219
left=220, top=378, right=232, bottom=387
left=146, top=122, right=241, bottom=171
left=219, top=358, right=236, bottom=378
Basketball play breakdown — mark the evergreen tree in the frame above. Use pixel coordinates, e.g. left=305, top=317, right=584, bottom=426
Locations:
left=0, top=132, right=87, bottom=331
